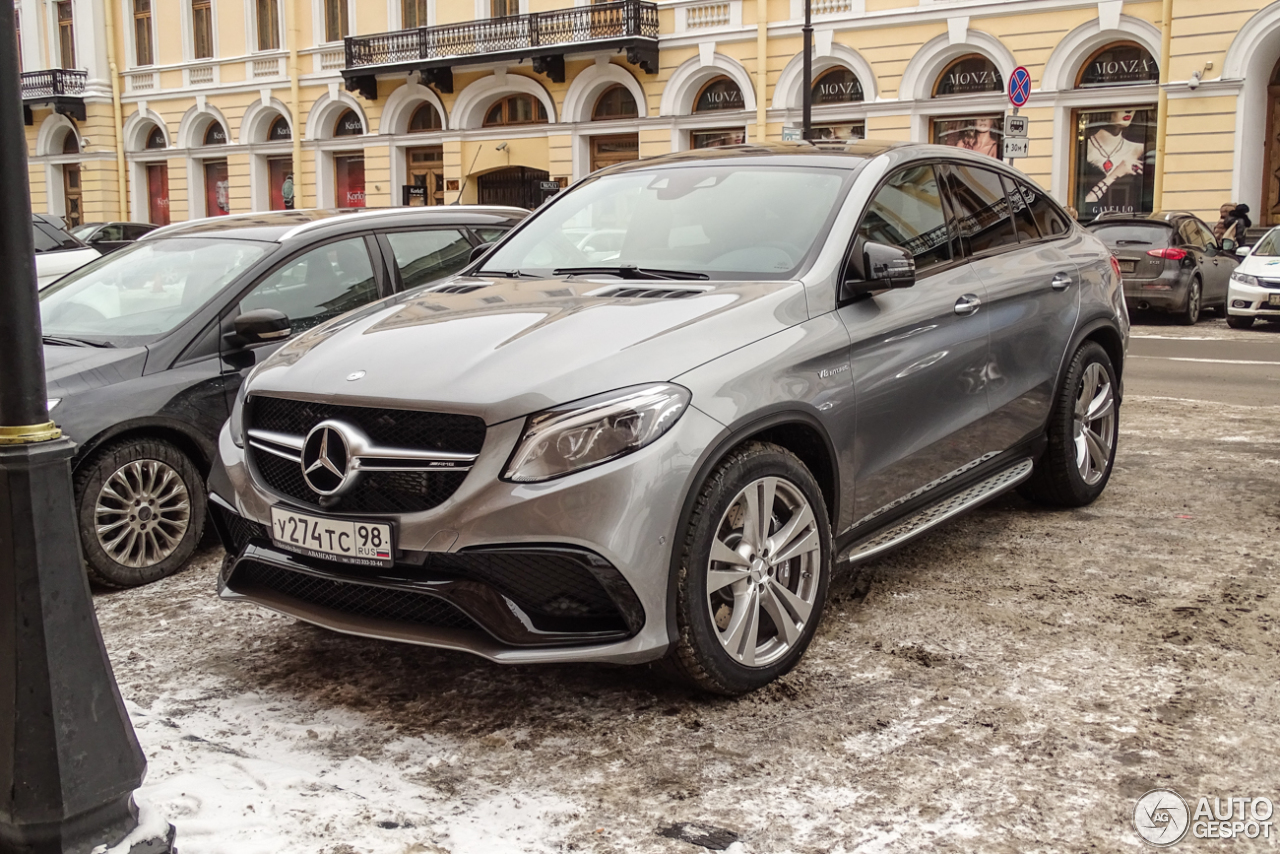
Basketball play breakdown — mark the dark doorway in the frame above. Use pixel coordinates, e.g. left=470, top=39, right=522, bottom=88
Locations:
left=478, top=166, right=552, bottom=210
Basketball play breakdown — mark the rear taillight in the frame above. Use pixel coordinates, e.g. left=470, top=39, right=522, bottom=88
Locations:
left=1147, top=247, right=1188, bottom=261
left=1110, top=255, right=1122, bottom=278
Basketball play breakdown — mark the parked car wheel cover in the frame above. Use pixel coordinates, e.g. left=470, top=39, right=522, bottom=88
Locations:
left=705, top=476, right=822, bottom=668
left=1073, top=362, right=1116, bottom=487
left=95, top=459, right=192, bottom=568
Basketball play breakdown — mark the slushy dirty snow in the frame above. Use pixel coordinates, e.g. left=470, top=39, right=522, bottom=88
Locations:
left=92, top=395, right=1280, bottom=853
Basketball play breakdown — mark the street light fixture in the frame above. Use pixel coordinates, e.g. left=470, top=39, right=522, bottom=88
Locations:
left=0, top=10, right=174, bottom=854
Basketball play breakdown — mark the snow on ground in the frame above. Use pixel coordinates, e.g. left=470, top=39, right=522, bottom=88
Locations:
left=93, top=395, right=1280, bottom=853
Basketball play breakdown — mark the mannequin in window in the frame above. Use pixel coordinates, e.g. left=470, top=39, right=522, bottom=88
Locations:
left=1084, top=109, right=1145, bottom=204
left=959, top=117, right=1000, bottom=158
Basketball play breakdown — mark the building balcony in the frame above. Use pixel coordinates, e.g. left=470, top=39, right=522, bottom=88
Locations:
left=21, top=69, right=87, bottom=124
left=342, top=0, right=659, bottom=99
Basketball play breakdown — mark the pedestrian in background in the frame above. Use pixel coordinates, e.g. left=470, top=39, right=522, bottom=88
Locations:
left=1214, top=202, right=1235, bottom=241
left=1222, top=204, right=1253, bottom=251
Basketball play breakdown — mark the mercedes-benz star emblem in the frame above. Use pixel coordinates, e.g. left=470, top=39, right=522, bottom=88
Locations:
left=301, top=420, right=355, bottom=496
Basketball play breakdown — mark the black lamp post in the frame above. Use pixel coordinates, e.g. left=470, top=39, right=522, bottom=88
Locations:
left=0, top=10, right=174, bottom=854
left=801, top=0, right=812, bottom=140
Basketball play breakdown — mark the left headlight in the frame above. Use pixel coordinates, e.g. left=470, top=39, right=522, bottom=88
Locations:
left=503, top=383, right=691, bottom=483
left=1231, top=271, right=1260, bottom=288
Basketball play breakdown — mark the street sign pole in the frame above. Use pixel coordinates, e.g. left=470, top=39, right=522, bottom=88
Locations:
left=801, top=0, right=812, bottom=140
left=0, top=10, right=174, bottom=854
left=1005, top=65, right=1032, bottom=166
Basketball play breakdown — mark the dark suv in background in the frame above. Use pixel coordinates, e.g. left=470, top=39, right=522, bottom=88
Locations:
left=40, top=206, right=525, bottom=588
left=1088, top=211, right=1236, bottom=324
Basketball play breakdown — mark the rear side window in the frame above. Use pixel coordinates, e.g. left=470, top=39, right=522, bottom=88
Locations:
left=239, top=237, right=379, bottom=333
left=943, top=164, right=1019, bottom=255
left=33, top=222, right=80, bottom=253
left=124, top=224, right=155, bottom=240
left=1089, top=223, right=1171, bottom=247
left=385, top=229, right=474, bottom=289
left=1018, top=181, right=1072, bottom=237
left=1000, top=175, right=1040, bottom=242
left=857, top=164, right=952, bottom=272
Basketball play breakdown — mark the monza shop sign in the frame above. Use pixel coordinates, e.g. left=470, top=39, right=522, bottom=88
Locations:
left=1079, top=43, right=1159, bottom=87
left=936, top=55, right=1004, bottom=96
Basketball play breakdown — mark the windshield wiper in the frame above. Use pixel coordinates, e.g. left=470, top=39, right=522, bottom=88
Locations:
left=43, top=335, right=114, bottom=348
left=477, top=269, right=537, bottom=279
left=553, top=265, right=710, bottom=281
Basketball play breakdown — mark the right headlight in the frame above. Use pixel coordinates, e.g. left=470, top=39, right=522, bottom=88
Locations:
left=503, top=383, right=691, bottom=483
left=1231, top=272, right=1260, bottom=288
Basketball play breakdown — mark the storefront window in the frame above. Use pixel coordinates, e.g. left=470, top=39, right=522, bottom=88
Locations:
left=204, top=122, right=227, bottom=146
left=590, top=134, right=639, bottom=171
left=812, top=122, right=864, bottom=141
left=405, top=146, right=444, bottom=206
left=408, top=102, right=443, bottom=132
left=1076, top=43, right=1159, bottom=88
left=333, top=109, right=364, bottom=137
left=932, top=115, right=1003, bottom=158
left=145, top=125, right=166, bottom=149
left=812, top=68, right=863, bottom=104
left=691, top=128, right=745, bottom=149
left=268, top=156, right=294, bottom=210
left=268, top=115, right=292, bottom=141
left=335, top=154, right=366, bottom=208
left=694, top=77, right=744, bottom=112
left=593, top=85, right=639, bottom=120
left=934, top=54, right=1002, bottom=97
left=1072, top=107, right=1156, bottom=220
left=204, top=159, right=230, bottom=216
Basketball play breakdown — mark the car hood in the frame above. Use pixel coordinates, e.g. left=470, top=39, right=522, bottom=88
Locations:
left=248, top=275, right=811, bottom=424
left=43, top=344, right=148, bottom=398
left=1237, top=253, right=1280, bottom=278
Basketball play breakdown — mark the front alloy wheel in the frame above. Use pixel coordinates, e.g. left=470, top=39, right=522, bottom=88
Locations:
left=1073, top=361, right=1116, bottom=487
left=663, top=442, right=831, bottom=695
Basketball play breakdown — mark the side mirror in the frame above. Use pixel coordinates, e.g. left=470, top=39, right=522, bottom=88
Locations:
left=1236, top=245, right=1250, bottom=258
left=227, top=308, right=291, bottom=348
left=841, top=241, right=916, bottom=300
left=469, top=242, right=494, bottom=263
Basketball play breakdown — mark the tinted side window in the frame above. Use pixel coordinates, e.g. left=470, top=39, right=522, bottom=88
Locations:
left=944, top=164, right=1019, bottom=255
left=1195, top=221, right=1218, bottom=249
left=124, top=225, right=154, bottom=240
left=240, top=237, right=379, bottom=333
left=1019, top=181, right=1071, bottom=238
left=32, top=224, right=61, bottom=254
left=34, top=223, right=81, bottom=252
left=1175, top=218, right=1208, bottom=249
left=857, top=164, right=952, bottom=272
left=1001, top=175, right=1040, bottom=242
left=385, top=229, right=474, bottom=289
left=474, top=227, right=510, bottom=243
left=99, top=224, right=126, bottom=242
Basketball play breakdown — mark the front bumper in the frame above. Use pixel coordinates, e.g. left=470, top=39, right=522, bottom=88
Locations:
left=210, top=404, right=726, bottom=665
left=1226, top=279, right=1280, bottom=318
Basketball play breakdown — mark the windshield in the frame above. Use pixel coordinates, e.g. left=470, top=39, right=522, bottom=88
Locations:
left=481, top=165, right=851, bottom=280
left=70, top=224, right=97, bottom=240
left=40, top=237, right=271, bottom=346
left=1250, top=228, right=1280, bottom=257
left=1089, top=223, right=1171, bottom=247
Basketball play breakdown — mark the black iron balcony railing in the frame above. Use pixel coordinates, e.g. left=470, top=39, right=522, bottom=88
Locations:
left=343, top=0, right=658, bottom=97
left=20, top=69, right=87, bottom=101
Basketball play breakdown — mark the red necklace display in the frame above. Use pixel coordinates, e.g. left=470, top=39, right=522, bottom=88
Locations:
left=1090, top=133, right=1125, bottom=172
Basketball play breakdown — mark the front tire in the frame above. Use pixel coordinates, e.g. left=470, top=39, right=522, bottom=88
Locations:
left=74, top=438, right=206, bottom=588
left=1019, top=341, right=1119, bottom=507
left=1178, top=277, right=1202, bottom=325
left=662, top=442, right=831, bottom=696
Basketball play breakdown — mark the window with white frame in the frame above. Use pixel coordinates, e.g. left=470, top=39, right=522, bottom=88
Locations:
left=133, top=0, right=153, bottom=66
left=323, top=0, right=348, bottom=42
left=192, top=0, right=213, bottom=59
left=256, top=0, right=280, bottom=50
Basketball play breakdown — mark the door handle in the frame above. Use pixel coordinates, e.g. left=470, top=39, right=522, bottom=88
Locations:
left=954, top=294, right=982, bottom=316
left=1051, top=272, right=1073, bottom=291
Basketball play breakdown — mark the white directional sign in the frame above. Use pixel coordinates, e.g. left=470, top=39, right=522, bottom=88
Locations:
left=1005, top=115, right=1029, bottom=138
left=1003, top=137, right=1029, bottom=159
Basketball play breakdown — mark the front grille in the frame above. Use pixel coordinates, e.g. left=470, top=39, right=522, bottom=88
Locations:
left=211, top=503, right=269, bottom=554
left=236, top=560, right=478, bottom=631
left=247, top=396, right=484, bottom=514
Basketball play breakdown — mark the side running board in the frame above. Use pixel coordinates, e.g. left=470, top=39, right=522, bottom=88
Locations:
left=837, top=458, right=1034, bottom=565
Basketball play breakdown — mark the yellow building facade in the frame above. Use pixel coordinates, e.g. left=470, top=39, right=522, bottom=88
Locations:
left=17, top=0, right=1280, bottom=228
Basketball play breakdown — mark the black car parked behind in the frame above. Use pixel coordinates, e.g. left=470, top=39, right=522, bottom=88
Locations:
left=40, top=206, right=526, bottom=587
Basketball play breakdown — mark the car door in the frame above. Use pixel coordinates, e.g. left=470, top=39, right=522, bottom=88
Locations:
left=837, top=161, right=994, bottom=525
left=946, top=164, right=1082, bottom=450
left=1189, top=217, right=1233, bottom=306
left=220, top=235, right=389, bottom=407
left=377, top=227, right=478, bottom=292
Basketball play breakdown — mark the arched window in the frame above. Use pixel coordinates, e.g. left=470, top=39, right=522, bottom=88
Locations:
left=333, top=109, right=364, bottom=136
left=408, top=102, right=443, bottom=132
left=203, top=122, right=227, bottom=145
left=62, top=130, right=80, bottom=154
left=268, top=115, right=292, bottom=141
left=934, top=54, right=1003, bottom=97
left=812, top=68, right=863, bottom=104
left=1076, top=43, right=1159, bottom=88
left=145, top=124, right=166, bottom=149
left=694, top=76, right=744, bottom=112
left=592, top=84, right=638, bottom=120
left=483, top=94, right=548, bottom=127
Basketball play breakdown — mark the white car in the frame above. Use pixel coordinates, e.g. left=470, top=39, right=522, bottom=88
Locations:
left=1226, top=228, right=1280, bottom=328
left=33, top=216, right=100, bottom=290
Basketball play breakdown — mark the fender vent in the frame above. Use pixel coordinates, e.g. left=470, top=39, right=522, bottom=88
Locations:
left=424, top=282, right=490, bottom=294
left=591, top=285, right=709, bottom=300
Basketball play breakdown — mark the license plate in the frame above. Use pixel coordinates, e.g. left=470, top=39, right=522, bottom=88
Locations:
left=1269, top=294, right=1280, bottom=306
left=1118, top=260, right=1136, bottom=273
left=270, top=507, right=394, bottom=567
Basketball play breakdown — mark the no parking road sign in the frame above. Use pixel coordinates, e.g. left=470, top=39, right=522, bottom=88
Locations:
left=1008, top=66, right=1031, bottom=108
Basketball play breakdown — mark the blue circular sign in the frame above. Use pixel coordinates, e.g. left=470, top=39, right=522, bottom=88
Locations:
left=1008, top=66, right=1031, bottom=107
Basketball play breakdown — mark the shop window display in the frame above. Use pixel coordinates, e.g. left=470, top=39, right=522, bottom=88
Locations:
left=1072, top=107, right=1156, bottom=220
left=932, top=115, right=1003, bottom=159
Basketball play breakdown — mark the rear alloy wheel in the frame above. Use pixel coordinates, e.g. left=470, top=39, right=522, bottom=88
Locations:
left=663, top=442, right=831, bottom=695
left=75, top=439, right=206, bottom=588
left=1178, top=277, right=1202, bottom=325
left=1019, top=341, right=1119, bottom=507
left=1227, top=314, right=1255, bottom=329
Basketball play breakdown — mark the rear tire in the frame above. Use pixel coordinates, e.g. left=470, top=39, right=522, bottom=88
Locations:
left=1019, top=341, right=1119, bottom=508
left=661, top=442, right=831, bottom=696
left=74, top=438, right=206, bottom=588
left=1227, top=314, right=1256, bottom=329
left=1177, top=277, right=1202, bottom=325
